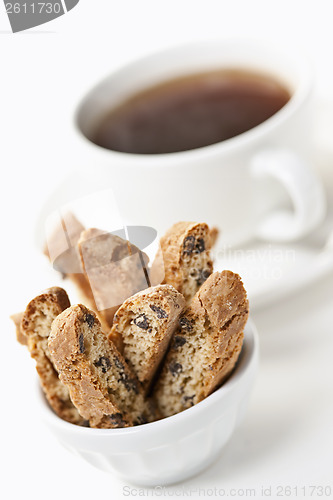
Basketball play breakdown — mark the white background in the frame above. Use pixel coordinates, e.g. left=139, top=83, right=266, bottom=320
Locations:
left=1, top=1, right=333, bottom=499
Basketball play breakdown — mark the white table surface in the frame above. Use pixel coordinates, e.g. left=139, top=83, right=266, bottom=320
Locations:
left=1, top=2, right=333, bottom=499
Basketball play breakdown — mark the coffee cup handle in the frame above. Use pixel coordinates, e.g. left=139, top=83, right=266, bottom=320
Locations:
left=250, top=149, right=326, bottom=241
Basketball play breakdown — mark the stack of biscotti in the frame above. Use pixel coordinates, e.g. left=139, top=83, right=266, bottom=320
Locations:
left=13, top=220, right=248, bottom=427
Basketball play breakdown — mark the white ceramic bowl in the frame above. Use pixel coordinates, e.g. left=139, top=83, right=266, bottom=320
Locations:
left=36, top=320, right=259, bottom=486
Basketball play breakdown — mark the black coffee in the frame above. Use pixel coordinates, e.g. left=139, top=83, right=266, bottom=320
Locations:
left=92, top=69, right=290, bottom=154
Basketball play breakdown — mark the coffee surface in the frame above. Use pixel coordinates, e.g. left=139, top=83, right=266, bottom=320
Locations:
left=92, top=69, right=291, bottom=154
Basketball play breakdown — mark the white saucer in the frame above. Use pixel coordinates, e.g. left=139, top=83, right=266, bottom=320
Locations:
left=214, top=224, right=333, bottom=310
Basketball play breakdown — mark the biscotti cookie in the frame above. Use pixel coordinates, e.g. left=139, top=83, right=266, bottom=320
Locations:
left=10, top=311, right=27, bottom=345
left=21, top=287, right=85, bottom=425
left=151, top=222, right=213, bottom=302
left=78, top=228, right=150, bottom=328
left=43, top=212, right=100, bottom=324
left=109, top=285, right=186, bottom=393
left=49, top=304, right=154, bottom=428
left=153, top=271, right=249, bottom=417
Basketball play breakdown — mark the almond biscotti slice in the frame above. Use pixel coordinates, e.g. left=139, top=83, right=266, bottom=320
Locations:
left=151, top=222, right=213, bottom=302
left=43, top=212, right=101, bottom=324
left=49, top=304, right=155, bottom=428
left=78, top=228, right=150, bottom=329
left=153, top=271, right=249, bottom=418
left=109, top=285, right=186, bottom=393
left=21, top=287, right=85, bottom=425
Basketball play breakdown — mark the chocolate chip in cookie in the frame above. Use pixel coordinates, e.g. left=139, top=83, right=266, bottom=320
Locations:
left=173, top=335, right=187, bottom=349
left=94, top=356, right=111, bottom=373
left=85, top=313, right=95, bottom=328
left=133, top=313, right=150, bottom=330
left=179, top=317, right=193, bottom=332
left=195, top=238, right=205, bottom=253
left=169, top=361, right=183, bottom=376
left=149, top=304, right=168, bottom=319
left=79, top=333, right=85, bottom=353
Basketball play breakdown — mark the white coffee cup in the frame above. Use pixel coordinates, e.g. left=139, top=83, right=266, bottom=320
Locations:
left=39, top=39, right=326, bottom=248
